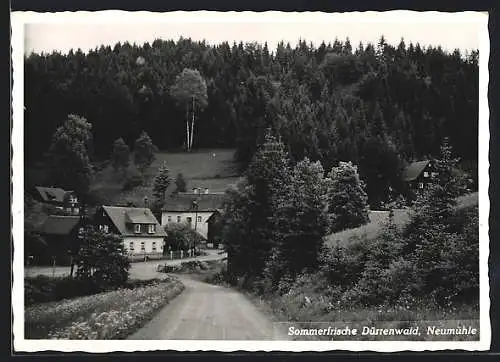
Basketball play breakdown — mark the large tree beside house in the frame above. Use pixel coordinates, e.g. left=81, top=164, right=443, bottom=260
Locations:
left=265, top=157, right=330, bottom=286
left=152, top=162, right=171, bottom=211
left=46, top=114, right=93, bottom=200
left=76, top=227, right=130, bottom=288
left=223, top=130, right=293, bottom=281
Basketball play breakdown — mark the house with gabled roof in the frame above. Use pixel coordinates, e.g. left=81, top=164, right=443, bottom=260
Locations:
left=37, top=215, right=87, bottom=265
left=402, top=160, right=438, bottom=191
left=93, top=205, right=167, bottom=261
left=33, top=186, right=80, bottom=215
left=161, top=189, right=226, bottom=241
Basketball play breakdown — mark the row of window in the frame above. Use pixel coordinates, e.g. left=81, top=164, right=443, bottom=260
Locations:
left=423, top=171, right=439, bottom=178
left=98, top=224, right=156, bottom=234
left=167, top=215, right=202, bottom=223
left=134, top=224, right=156, bottom=234
left=129, top=241, right=159, bottom=252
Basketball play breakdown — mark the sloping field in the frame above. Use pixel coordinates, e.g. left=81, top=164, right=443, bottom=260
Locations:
left=90, top=149, right=242, bottom=206
left=325, top=192, right=479, bottom=248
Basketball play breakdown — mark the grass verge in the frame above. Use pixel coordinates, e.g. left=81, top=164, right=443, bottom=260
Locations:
left=25, top=276, right=185, bottom=339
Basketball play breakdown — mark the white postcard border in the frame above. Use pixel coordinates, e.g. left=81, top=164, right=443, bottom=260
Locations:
left=11, top=10, right=491, bottom=352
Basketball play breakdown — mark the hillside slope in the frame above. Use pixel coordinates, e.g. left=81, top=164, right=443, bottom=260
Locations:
left=325, top=192, right=479, bottom=247
left=90, top=148, right=242, bottom=206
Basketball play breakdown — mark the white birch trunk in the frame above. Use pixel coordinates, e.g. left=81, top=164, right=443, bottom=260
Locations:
left=190, top=96, right=195, bottom=150
left=185, top=103, right=190, bottom=152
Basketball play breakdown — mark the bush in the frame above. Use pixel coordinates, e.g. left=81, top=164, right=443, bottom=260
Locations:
left=25, top=276, right=102, bottom=306
left=122, top=173, right=143, bottom=191
left=164, top=223, right=205, bottom=251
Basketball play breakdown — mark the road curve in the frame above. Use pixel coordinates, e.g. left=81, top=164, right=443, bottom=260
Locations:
left=128, top=275, right=288, bottom=340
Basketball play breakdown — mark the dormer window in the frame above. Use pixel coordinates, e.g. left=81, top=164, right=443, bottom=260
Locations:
left=148, top=224, right=156, bottom=234
left=134, top=224, right=141, bottom=233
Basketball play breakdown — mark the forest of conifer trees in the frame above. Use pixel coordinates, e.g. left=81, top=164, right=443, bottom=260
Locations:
left=24, top=36, right=479, bottom=207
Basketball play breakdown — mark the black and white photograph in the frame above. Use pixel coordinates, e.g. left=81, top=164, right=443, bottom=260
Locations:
left=11, top=10, right=490, bottom=352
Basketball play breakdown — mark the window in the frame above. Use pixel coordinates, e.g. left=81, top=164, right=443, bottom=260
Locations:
left=129, top=242, right=134, bottom=252
left=418, top=182, right=424, bottom=189
left=167, top=215, right=172, bottom=222
left=177, top=216, right=181, bottom=223
left=431, top=172, right=438, bottom=178
left=152, top=242, right=157, bottom=252
left=99, top=224, right=108, bottom=233
left=187, top=217, right=192, bottom=225
left=134, top=224, right=141, bottom=233
left=423, top=171, right=429, bottom=178
left=148, top=224, right=156, bottom=234
left=197, top=216, right=202, bottom=223
left=140, top=241, right=145, bottom=251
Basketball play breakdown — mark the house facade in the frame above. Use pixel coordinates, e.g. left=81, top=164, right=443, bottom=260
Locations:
left=36, top=215, right=86, bottom=265
left=161, top=190, right=226, bottom=241
left=34, top=186, right=80, bottom=215
left=206, top=210, right=224, bottom=249
left=94, top=205, right=166, bottom=261
left=402, top=160, right=439, bottom=194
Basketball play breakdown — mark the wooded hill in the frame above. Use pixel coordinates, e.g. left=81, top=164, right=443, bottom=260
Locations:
left=24, top=36, right=479, bottom=207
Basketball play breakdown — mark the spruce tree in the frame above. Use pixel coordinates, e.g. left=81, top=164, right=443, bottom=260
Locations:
left=152, top=161, right=171, bottom=209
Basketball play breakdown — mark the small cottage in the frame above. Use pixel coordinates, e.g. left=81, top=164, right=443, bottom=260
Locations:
left=33, top=186, right=80, bottom=215
left=37, top=215, right=86, bottom=265
left=402, top=160, right=439, bottom=191
left=93, top=205, right=166, bottom=261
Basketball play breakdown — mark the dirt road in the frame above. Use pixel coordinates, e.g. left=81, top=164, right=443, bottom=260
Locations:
left=128, top=275, right=288, bottom=340
left=25, top=250, right=227, bottom=280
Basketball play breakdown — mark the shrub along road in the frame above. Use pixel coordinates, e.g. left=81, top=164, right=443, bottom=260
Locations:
left=127, top=274, right=289, bottom=340
left=25, top=250, right=227, bottom=280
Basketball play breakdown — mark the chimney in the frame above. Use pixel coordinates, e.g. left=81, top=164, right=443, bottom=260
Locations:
left=143, top=196, right=149, bottom=208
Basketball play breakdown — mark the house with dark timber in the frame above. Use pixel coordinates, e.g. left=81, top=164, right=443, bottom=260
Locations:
left=33, top=186, right=80, bottom=215
left=402, top=160, right=439, bottom=192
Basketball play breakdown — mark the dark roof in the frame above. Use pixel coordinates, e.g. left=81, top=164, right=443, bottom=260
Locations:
left=35, top=186, right=75, bottom=203
left=38, top=215, right=81, bottom=235
left=102, top=206, right=166, bottom=237
left=206, top=209, right=224, bottom=223
left=402, top=160, right=431, bottom=182
left=162, top=193, right=226, bottom=212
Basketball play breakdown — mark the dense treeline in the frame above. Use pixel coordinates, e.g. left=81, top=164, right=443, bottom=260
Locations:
left=25, top=36, right=479, bottom=206
left=221, top=132, right=478, bottom=309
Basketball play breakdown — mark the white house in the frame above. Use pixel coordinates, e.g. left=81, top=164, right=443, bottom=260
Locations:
left=94, top=205, right=167, bottom=261
left=161, top=189, right=226, bottom=240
